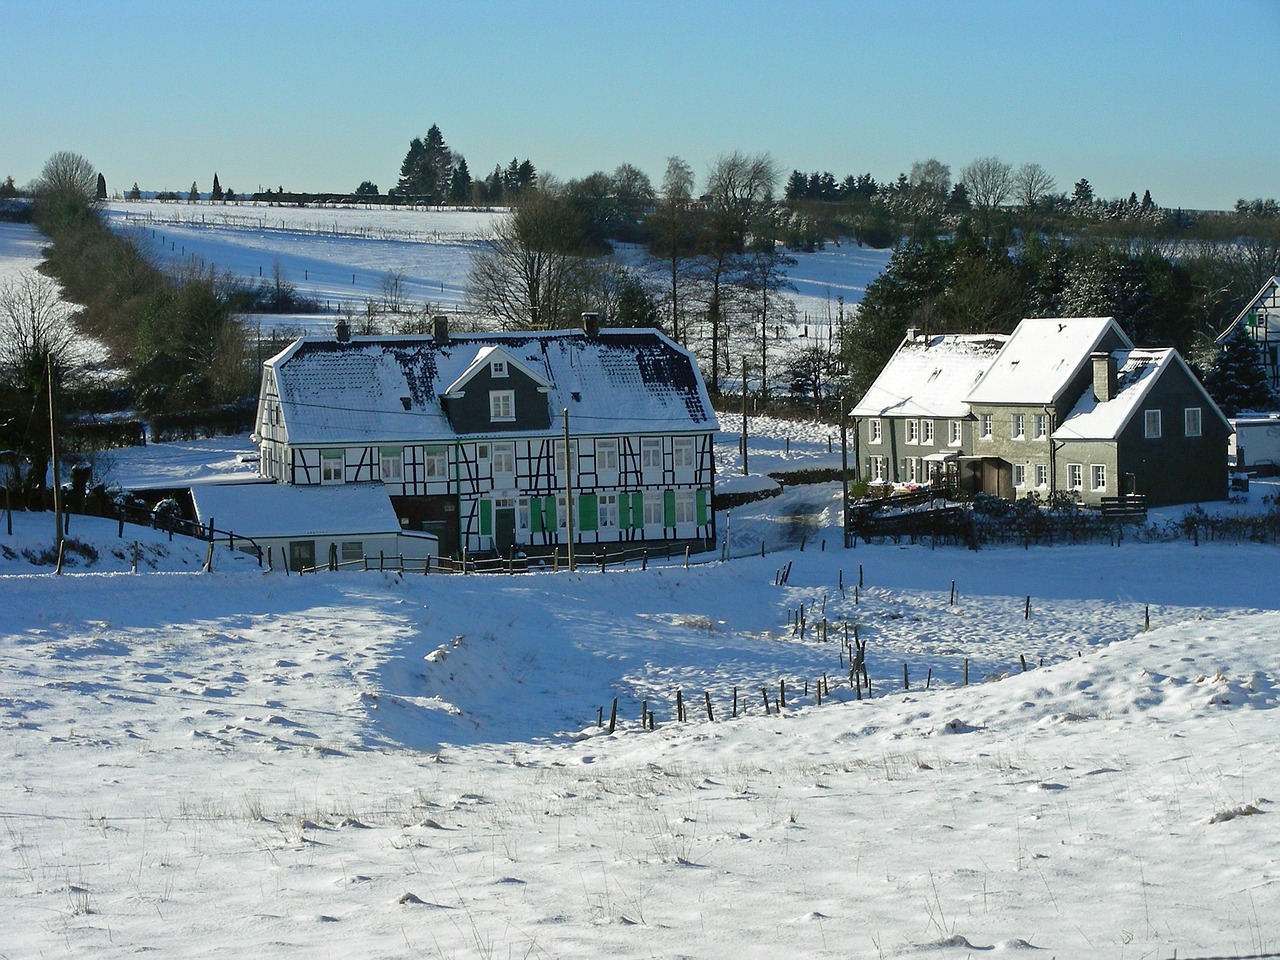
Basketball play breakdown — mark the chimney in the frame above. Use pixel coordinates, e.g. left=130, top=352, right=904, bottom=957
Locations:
left=1092, top=351, right=1117, bottom=402
left=581, top=311, right=600, bottom=337
left=905, top=327, right=922, bottom=342
left=335, top=317, right=350, bottom=343
left=432, top=315, right=449, bottom=344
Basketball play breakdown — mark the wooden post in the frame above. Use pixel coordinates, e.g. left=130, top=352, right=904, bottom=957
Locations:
left=903, top=663, right=909, bottom=690
left=705, top=691, right=714, bottom=721
left=1025, top=595, right=1031, bottom=619
left=641, top=699, right=648, bottom=728
left=608, top=697, right=617, bottom=734
left=676, top=688, right=684, bottom=722
left=963, top=658, right=969, bottom=685
left=858, top=563, right=863, bottom=588
left=840, top=397, right=850, bottom=547
left=926, top=668, right=932, bottom=689
left=732, top=686, right=738, bottom=718
left=779, top=678, right=786, bottom=708
left=741, top=358, right=749, bottom=476
left=761, top=687, right=769, bottom=714
left=684, top=545, right=690, bottom=568
left=1144, top=605, right=1150, bottom=632
left=563, top=408, right=575, bottom=572
left=1020, top=654, right=1027, bottom=672
left=597, top=706, right=603, bottom=728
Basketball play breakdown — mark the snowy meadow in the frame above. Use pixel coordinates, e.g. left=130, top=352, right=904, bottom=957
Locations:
left=3, top=203, right=1278, bottom=959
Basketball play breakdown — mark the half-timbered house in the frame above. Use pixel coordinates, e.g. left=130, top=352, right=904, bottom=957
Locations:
left=253, top=317, right=718, bottom=558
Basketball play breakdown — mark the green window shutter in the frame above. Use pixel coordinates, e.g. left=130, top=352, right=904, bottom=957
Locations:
left=631, top=492, right=644, bottom=528
left=696, top=488, right=709, bottom=526
left=579, top=493, right=598, bottom=532
left=618, top=492, right=630, bottom=529
left=479, top=500, right=493, bottom=536
left=530, top=497, right=543, bottom=533
left=545, top=496, right=557, bottom=530
left=663, top=490, right=676, bottom=526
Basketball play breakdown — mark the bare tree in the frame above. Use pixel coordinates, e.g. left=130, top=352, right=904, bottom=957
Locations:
left=961, top=156, right=1014, bottom=242
left=648, top=156, right=700, bottom=343
left=908, top=158, right=951, bottom=200
left=380, top=268, right=409, bottom=314
left=1013, top=162, right=1056, bottom=209
left=0, top=272, right=86, bottom=380
left=466, top=189, right=593, bottom=330
left=34, top=151, right=98, bottom=206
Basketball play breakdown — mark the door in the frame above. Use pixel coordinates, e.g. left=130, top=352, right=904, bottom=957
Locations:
left=495, top=507, right=516, bottom=556
left=289, top=540, right=315, bottom=573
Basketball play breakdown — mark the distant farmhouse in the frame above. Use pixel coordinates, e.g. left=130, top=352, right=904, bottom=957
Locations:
left=852, top=317, right=1230, bottom=507
left=249, top=315, right=718, bottom=568
left=1215, top=276, right=1280, bottom=390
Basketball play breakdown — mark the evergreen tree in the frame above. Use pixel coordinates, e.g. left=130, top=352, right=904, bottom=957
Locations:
left=395, top=137, right=426, bottom=195
left=1072, top=178, right=1094, bottom=205
left=1205, top=325, right=1276, bottom=416
left=211, top=173, right=223, bottom=201
left=448, top=156, right=472, bottom=204
left=127, top=182, right=142, bottom=200
left=188, top=181, right=199, bottom=202
left=354, top=180, right=379, bottom=196
left=784, top=170, right=807, bottom=202
left=96, top=172, right=107, bottom=200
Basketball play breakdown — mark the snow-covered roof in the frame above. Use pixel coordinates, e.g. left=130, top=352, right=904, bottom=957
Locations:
left=265, top=329, right=717, bottom=444
left=850, top=333, right=1008, bottom=418
left=1054, top=348, right=1228, bottom=441
left=191, top=481, right=403, bottom=539
left=966, top=317, right=1133, bottom=406
left=1215, top=276, right=1280, bottom=343
left=442, top=344, right=552, bottom=397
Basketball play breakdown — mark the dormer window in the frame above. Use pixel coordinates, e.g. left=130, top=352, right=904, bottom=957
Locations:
left=490, top=359, right=508, bottom=378
left=490, top=390, right=515, bottom=422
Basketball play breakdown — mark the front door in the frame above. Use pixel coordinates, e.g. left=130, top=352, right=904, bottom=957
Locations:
left=289, top=540, right=315, bottom=573
left=495, top=507, right=516, bottom=556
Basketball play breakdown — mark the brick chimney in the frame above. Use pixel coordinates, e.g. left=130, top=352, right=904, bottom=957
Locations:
left=432, top=315, right=449, bottom=344
left=581, top=311, right=600, bottom=337
left=1092, top=351, right=1117, bottom=402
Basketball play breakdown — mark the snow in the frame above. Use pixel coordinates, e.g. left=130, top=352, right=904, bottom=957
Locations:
left=851, top=332, right=1009, bottom=418
left=1055, top=348, right=1168, bottom=440
left=967, top=317, right=1132, bottom=406
left=190, top=481, right=404, bottom=540
left=0, top=221, right=47, bottom=281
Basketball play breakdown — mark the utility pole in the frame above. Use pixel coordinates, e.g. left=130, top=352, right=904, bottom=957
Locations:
left=47, top=356, right=63, bottom=561
left=841, top=397, right=850, bottom=548
left=741, top=359, right=749, bottom=475
left=563, top=408, right=575, bottom=572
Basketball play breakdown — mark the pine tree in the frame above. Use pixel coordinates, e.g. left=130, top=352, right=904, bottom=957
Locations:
left=188, top=181, right=199, bottom=202
left=211, top=173, right=223, bottom=201
left=448, top=156, right=472, bottom=204
left=128, top=181, right=141, bottom=200
left=1206, top=325, right=1276, bottom=416
left=96, top=172, right=107, bottom=200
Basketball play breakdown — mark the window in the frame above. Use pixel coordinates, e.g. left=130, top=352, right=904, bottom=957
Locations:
left=554, top=439, right=578, bottom=475
left=870, top=456, right=886, bottom=482
left=598, top=493, right=619, bottom=528
left=1035, top=463, right=1048, bottom=488
left=906, top=457, right=919, bottom=483
left=1033, top=414, right=1048, bottom=440
left=949, top=420, right=963, bottom=445
left=596, top=439, right=619, bottom=471
left=1091, top=464, right=1107, bottom=491
left=906, top=420, right=920, bottom=444
left=1013, top=463, right=1026, bottom=487
left=517, top=499, right=532, bottom=532
left=642, top=492, right=664, bottom=527
left=492, top=441, right=515, bottom=476
left=1012, top=414, right=1026, bottom=440
left=380, top=448, right=403, bottom=482
left=490, top=359, right=508, bottom=378
left=980, top=414, right=993, bottom=439
left=674, top=490, right=695, bottom=524
left=489, top=390, right=515, bottom=421
left=922, top=420, right=934, bottom=444
left=1184, top=407, right=1202, bottom=438
left=556, top=495, right=568, bottom=529
left=321, top=451, right=343, bottom=484
left=1144, top=409, right=1162, bottom=439
left=673, top=437, right=695, bottom=469
left=870, top=419, right=882, bottom=444
left=641, top=438, right=664, bottom=469
left=424, top=446, right=447, bottom=479
left=340, top=541, right=363, bottom=563
left=1068, top=463, right=1083, bottom=490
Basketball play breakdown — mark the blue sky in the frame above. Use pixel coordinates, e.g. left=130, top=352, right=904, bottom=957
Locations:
left=4, top=0, right=1277, bottom=210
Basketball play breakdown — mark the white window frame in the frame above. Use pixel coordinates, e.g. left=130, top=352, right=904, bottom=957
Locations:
left=672, top=437, right=695, bottom=469
left=674, top=490, right=695, bottom=524
left=1091, top=464, right=1107, bottom=492
left=641, top=438, right=664, bottom=470
left=1012, top=414, right=1026, bottom=440
left=492, top=441, right=515, bottom=477
left=870, top=419, right=882, bottom=444
left=1033, top=414, right=1048, bottom=440
left=517, top=498, right=532, bottom=532
left=906, top=457, right=919, bottom=483
left=642, top=492, right=664, bottom=527
left=949, top=420, right=963, bottom=446
left=980, top=414, right=993, bottom=439
left=555, top=495, right=568, bottom=529
left=1035, top=463, right=1048, bottom=488
left=489, top=389, right=515, bottom=422
left=906, top=419, right=920, bottom=444
left=1184, top=407, right=1202, bottom=438
left=340, top=541, right=363, bottom=563
left=380, top=449, right=403, bottom=482
left=1013, top=463, right=1026, bottom=487
left=596, top=438, right=619, bottom=471
left=870, top=456, right=886, bottom=482
left=598, top=493, right=619, bottom=528
left=1068, top=463, right=1083, bottom=490
left=423, top=447, right=448, bottom=479
left=1144, top=409, right=1162, bottom=439
left=922, top=420, right=934, bottom=444
left=321, top=451, right=343, bottom=484
left=554, top=439, right=578, bottom=476
left=490, top=359, right=508, bottom=378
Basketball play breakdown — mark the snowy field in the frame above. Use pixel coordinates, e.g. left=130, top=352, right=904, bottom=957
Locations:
left=0, top=220, right=47, bottom=281
left=3, top=489, right=1280, bottom=959
left=101, top=200, right=892, bottom=340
